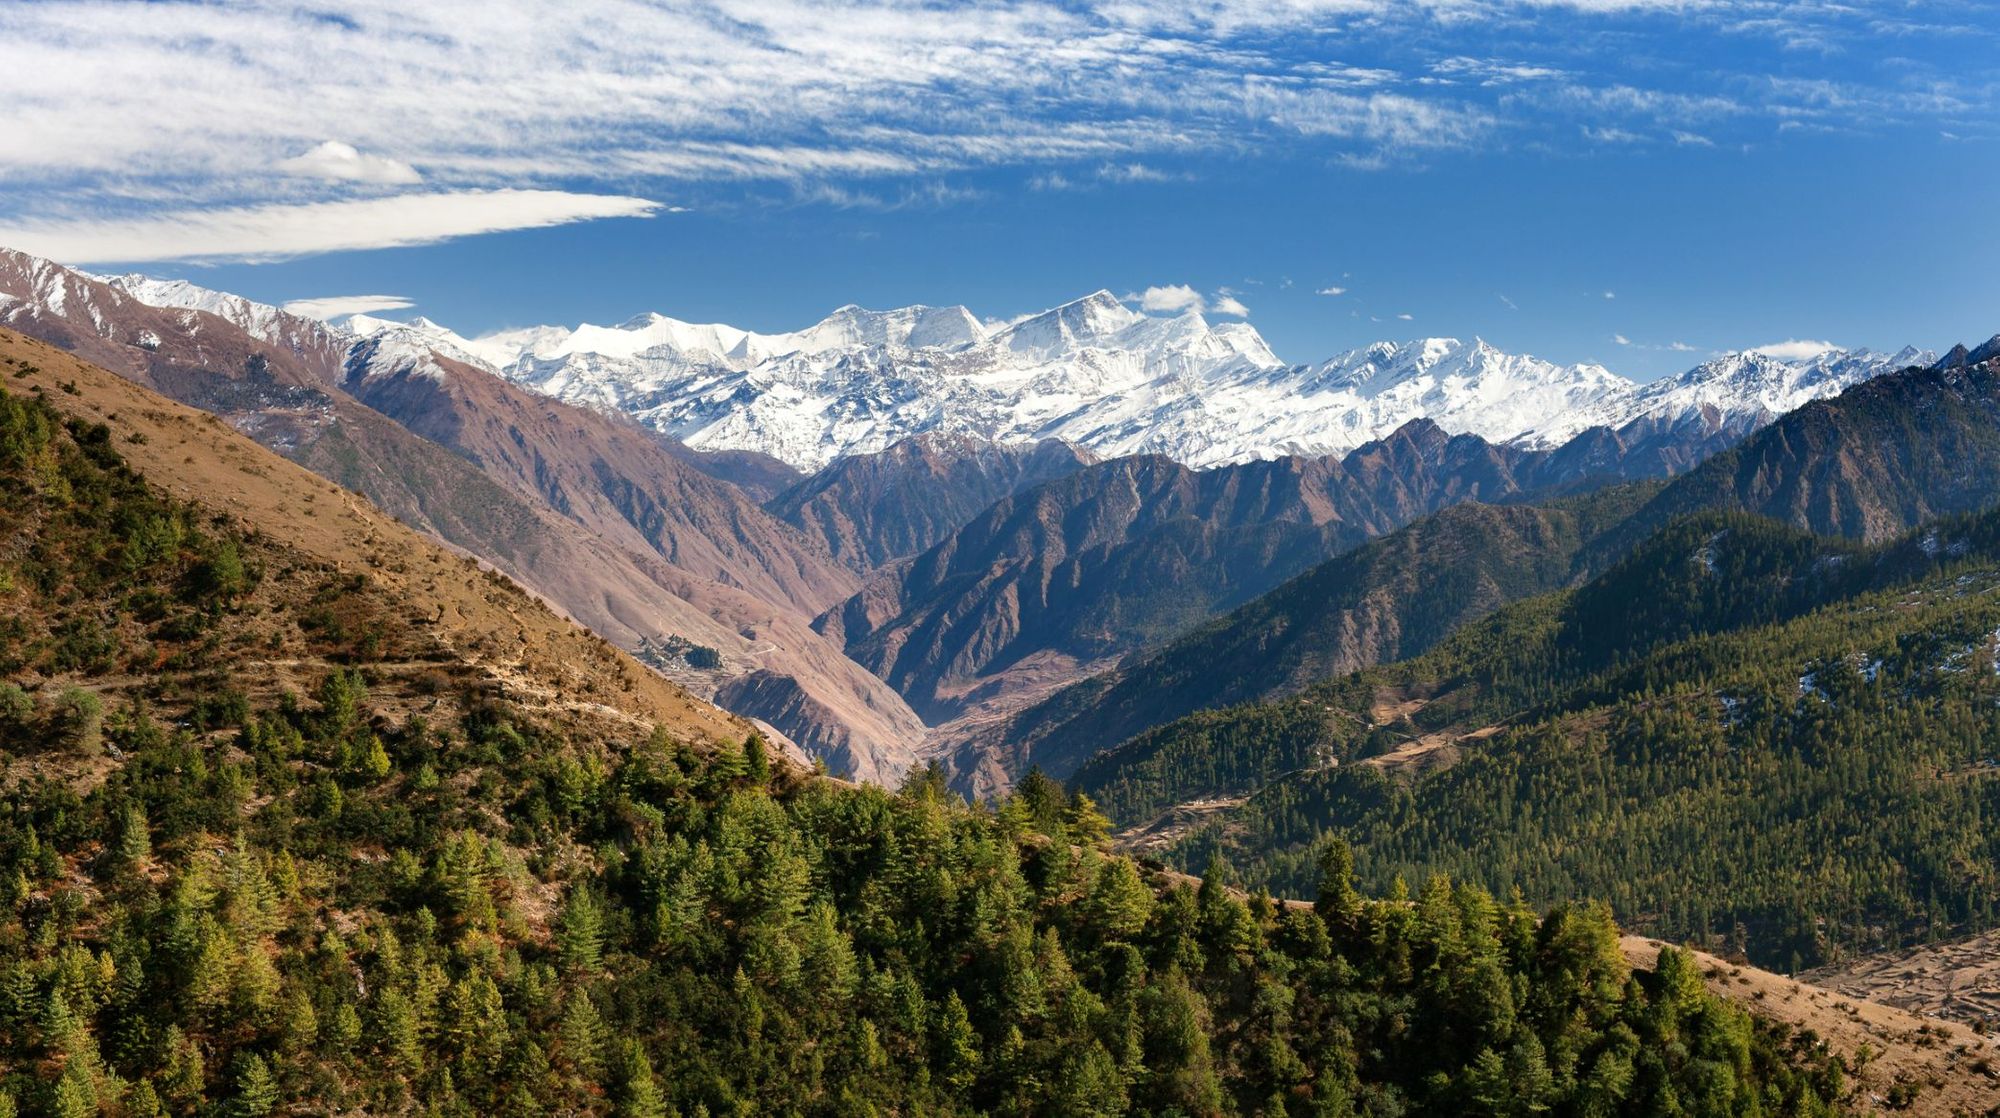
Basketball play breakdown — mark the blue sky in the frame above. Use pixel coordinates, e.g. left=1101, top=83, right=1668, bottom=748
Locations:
left=2, top=1, right=1996, bottom=378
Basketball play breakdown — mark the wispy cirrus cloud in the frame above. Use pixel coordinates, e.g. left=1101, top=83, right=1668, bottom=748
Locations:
left=0, top=190, right=663, bottom=264
left=0, top=0, right=1988, bottom=263
left=283, top=294, right=416, bottom=319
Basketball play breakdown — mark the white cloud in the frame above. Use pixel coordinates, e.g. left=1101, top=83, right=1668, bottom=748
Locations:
left=0, top=189, right=662, bottom=264
left=1097, top=162, right=1176, bottom=183
left=1316, top=285, right=1347, bottom=296
left=1582, top=125, right=1646, bottom=144
left=1136, top=284, right=1206, bottom=313
left=1747, top=338, right=1840, bottom=360
left=1433, top=56, right=1568, bottom=85
left=277, top=141, right=421, bottom=184
left=0, top=0, right=1972, bottom=262
left=1668, top=340, right=1699, bottom=352
left=1497, top=293, right=1518, bottom=309
left=1397, top=312, right=1414, bottom=320
left=1614, top=333, right=1632, bottom=345
left=1603, top=291, right=1616, bottom=299
left=283, top=294, right=416, bottom=319
left=1127, top=283, right=1249, bottom=317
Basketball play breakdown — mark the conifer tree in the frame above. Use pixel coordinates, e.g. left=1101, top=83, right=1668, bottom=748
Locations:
left=558, top=887, right=606, bottom=974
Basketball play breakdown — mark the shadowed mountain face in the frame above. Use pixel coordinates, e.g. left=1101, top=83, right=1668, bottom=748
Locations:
left=1589, top=356, right=2000, bottom=560
left=815, top=420, right=1677, bottom=764
left=960, top=486, right=1657, bottom=789
left=0, top=250, right=927, bottom=783
left=768, top=433, right=1097, bottom=570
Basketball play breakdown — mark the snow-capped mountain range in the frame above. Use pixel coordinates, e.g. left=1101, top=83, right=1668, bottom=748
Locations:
left=90, top=272, right=1932, bottom=472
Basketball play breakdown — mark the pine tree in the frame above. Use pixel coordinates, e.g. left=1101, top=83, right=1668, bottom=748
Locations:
left=1065, top=792, right=1114, bottom=848
left=357, top=734, right=393, bottom=781
left=558, top=887, right=606, bottom=974
left=49, top=1069, right=94, bottom=1118
left=1087, top=858, right=1154, bottom=941
left=115, top=804, right=151, bottom=869
left=617, top=1040, right=672, bottom=1118
left=231, top=1052, right=280, bottom=1117
left=558, top=990, right=608, bottom=1079
left=933, top=991, right=981, bottom=1095
left=1314, top=837, right=1361, bottom=933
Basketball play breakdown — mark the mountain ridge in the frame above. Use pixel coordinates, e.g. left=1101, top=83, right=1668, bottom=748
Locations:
left=0, top=249, right=929, bottom=782
left=432, top=289, right=1930, bottom=472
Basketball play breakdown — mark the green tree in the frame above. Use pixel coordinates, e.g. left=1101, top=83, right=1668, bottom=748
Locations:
left=933, top=991, right=981, bottom=1094
left=48, top=687, right=103, bottom=754
left=231, top=1052, right=280, bottom=1117
left=1065, top=791, right=1114, bottom=847
left=557, top=887, right=606, bottom=974
left=558, top=990, right=608, bottom=1079
left=617, top=1040, right=672, bottom=1118
left=1088, top=857, right=1155, bottom=941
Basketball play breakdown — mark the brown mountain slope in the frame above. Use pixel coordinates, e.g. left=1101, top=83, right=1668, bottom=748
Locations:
left=663, top=441, right=802, bottom=503
left=343, top=334, right=855, bottom=616
left=0, top=252, right=926, bottom=780
left=769, top=433, right=1096, bottom=570
left=330, top=341, right=925, bottom=781
left=0, top=327, right=744, bottom=746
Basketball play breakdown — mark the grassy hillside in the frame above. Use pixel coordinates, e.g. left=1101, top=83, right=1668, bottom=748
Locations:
left=0, top=349, right=1853, bottom=1114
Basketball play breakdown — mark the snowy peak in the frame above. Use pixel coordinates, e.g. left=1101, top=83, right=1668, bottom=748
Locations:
left=95, top=272, right=342, bottom=355
left=1646, top=344, right=1934, bottom=417
left=342, top=312, right=495, bottom=376
left=992, top=289, right=1144, bottom=358
left=795, top=303, right=986, bottom=353
left=556, top=314, right=756, bottom=366
left=1314, top=337, right=1620, bottom=398
left=8, top=247, right=1954, bottom=476
left=1518, top=342, right=1937, bottom=450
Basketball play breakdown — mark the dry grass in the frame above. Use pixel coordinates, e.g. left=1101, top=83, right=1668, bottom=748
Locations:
left=1622, top=937, right=2000, bottom=1116
left=0, top=327, right=747, bottom=752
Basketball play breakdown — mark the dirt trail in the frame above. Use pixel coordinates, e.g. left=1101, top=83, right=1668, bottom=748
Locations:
left=1114, top=797, right=1250, bottom=854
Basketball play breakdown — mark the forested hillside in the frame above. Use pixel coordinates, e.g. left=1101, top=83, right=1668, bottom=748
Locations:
left=1090, top=509, right=2000, bottom=972
left=0, top=354, right=1851, bottom=1113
